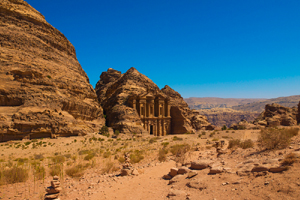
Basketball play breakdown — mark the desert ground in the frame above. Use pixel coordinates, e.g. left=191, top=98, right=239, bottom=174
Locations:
left=0, top=128, right=300, bottom=200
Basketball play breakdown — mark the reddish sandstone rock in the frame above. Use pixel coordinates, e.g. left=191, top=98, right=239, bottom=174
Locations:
left=253, top=103, right=298, bottom=127
left=0, top=0, right=105, bottom=142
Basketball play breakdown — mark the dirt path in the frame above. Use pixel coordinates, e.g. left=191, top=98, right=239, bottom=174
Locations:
left=90, top=161, right=176, bottom=200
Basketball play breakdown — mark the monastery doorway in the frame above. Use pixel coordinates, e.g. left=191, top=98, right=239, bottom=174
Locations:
left=150, top=125, right=153, bottom=135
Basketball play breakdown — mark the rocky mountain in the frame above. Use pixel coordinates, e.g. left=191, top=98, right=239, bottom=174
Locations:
left=95, top=68, right=213, bottom=135
left=198, top=108, right=260, bottom=127
left=253, top=103, right=298, bottom=127
left=232, top=95, right=300, bottom=112
left=185, top=97, right=265, bottom=110
left=0, top=0, right=105, bottom=142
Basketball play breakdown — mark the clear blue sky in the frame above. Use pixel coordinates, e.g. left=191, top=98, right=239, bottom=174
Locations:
left=26, top=0, right=300, bottom=98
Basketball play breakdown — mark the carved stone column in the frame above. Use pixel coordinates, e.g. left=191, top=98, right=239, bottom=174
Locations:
left=132, top=99, right=136, bottom=110
left=150, top=99, right=154, bottom=117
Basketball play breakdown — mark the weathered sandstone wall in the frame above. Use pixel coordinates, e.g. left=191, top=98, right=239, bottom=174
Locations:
left=0, top=0, right=105, bottom=141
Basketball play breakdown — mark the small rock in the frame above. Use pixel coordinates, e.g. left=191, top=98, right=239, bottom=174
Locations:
left=178, top=166, right=189, bottom=174
left=187, top=171, right=198, bottom=179
left=264, top=181, right=269, bottom=185
left=222, top=182, right=229, bottom=186
left=163, top=174, right=172, bottom=180
left=120, top=168, right=132, bottom=176
left=44, top=193, right=59, bottom=199
left=131, top=169, right=139, bottom=175
left=51, top=180, right=60, bottom=188
left=169, top=167, right=178, bottom=177
left=167, top=189, right=187, bottom=197
left=46, top=186, right=62, bottom=194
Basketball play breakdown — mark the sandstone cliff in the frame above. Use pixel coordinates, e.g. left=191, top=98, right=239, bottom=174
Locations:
left=95, top=67, right=213, bottom=134
left=0, top=0, right=105, bottom=142
left=253, top=103, right=298, bottom=127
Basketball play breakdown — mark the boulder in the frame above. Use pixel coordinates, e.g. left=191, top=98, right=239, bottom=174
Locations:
left=251, top=164, right=269, bottom=172
left=190, top=160, right=211, bottom=170
left=269, top=165, right=288, bottom=173
left=209, top=166, right=223, bottom=174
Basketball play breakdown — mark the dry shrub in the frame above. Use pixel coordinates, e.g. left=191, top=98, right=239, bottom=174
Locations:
left=170, top=144, right=190, bottom=155
left=52, top=155, right=65, bottom=164
left=228, top=139, right=241, bottom=149
left=170, top=144, right=190, bottom=163
left=2, top=165, right=29, bottom=184
left=34, top=154, right=44, bottom=160
left=172, top=136, right=183, bottom=141
left=258, top=128, right=299, bottom=150
left=130, top=150, right=144, bottom=163
left=31, top=161, right=45, bottom=180
left=103, top=151, right=111, bottom=158
left=101, top=161, right=118, bottom=174
left=65, top=164, right=86, bottom=178
left=79, top=149, right=90, bottom=155
left=281, top=153, right=298, bottom=166
left=158, top=148, right=168, bottom=162
left=84, top=153, right=95, bottom=161
left=228, top=139, right=253, bottom=149
left=15, top=158, right=29, bottom=165
left=118, top=156, right=125, bottom=163
left=149, top=137, right=158, bottom=144
left=50, top=164, right=63, bottom=176
left=240, top=139, right=254, bottom=149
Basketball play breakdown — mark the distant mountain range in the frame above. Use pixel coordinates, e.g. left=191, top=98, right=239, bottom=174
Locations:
left=231, top=95, right=300, bottom=112
left=184, top=95, right=300, bottom=112
left=185, top=97, right=265, bottom=110
left=185, top=95, right=300, bottom=112
left=184, top=95, right=300, bottom=127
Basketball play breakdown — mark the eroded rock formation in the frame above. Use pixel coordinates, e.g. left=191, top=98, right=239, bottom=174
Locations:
left=253, top=103, right=298, bottom=127
left=95, top=67, right=213, bottom=135
left=0, top=0, right=105, bottom=142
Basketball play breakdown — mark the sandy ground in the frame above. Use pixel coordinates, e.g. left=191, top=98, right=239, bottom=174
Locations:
left=0, top=129, right=300, bottom=200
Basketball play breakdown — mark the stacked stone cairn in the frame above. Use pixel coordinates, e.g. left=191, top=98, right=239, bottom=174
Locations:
left=120, top=153, right=138, bottom=176
left=45, top=176, right=62, bottom=200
